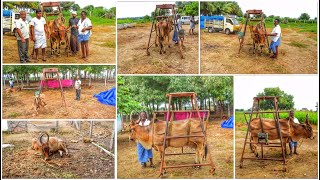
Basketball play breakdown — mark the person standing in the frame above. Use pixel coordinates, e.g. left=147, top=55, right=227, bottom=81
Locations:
left=30, top=9, right=49, bottom=62
left=289, top=110, right=300, bottom=155
left=68, top=11, right=80, bottom=55
left=15, top=11, right=30, bottom=63
left=9, top=79, right=14, bottom=89
left=75, top=76, right=81, bottom=101
left=189, top=15, right=195, bottom=35
left=267, top=19, right=281, bottom=60
left=77, top=11, right=92, bottom=59
left=172, top=14, right=182, bottom=44
left=135, top=111, right=154, bottom=168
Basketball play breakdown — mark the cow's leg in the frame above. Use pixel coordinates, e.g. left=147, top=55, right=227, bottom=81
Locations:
left=252, top=136, right=259, bottom=157
left=58, top=43, right=61, bottom=57
left=60, top=143, right=69, bottom=156
left=59, top=150, right=63, bottom=157
left=155, top=26, right=158, bottom=47
left=167, top=32, right=171, bottom=48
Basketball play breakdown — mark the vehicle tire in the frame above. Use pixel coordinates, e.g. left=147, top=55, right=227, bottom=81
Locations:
left=208, top=28, right=213, bottom=33
left=225, top=29, right=230, bottom=35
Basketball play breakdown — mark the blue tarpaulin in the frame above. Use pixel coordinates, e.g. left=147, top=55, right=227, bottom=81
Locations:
left=3, top=10, right=12, bottom=17
left=93, top=87, right=116, bottom=106
left=200, top=15, right=224, bottom=29
left=221, top=116, right=234, bottom=128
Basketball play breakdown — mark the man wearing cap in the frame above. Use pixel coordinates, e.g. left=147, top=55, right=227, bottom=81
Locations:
left=68, top=11, right=80, bottom=55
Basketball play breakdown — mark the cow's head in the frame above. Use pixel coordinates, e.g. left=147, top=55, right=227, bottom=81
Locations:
left=54, top=19, right=67, bottom=45
left=39, top=132, right=50, bottom=160
left=253, top=23, right=266, bottom=47
left=301, top=114, right=315, bottom=140
left=129, top=120, right=138, bottom=141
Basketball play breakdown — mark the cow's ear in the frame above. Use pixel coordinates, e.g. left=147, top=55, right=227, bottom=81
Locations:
left=305, top=114, right=309, bottom=124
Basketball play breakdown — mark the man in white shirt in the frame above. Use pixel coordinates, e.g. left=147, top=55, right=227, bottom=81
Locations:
left=289, top=110, right=299, bottom=155
left=77, top=11, right=92, bottom=59
left=135, top=111, right=154, bottom=168
left=15, top=11, right=30, bottom=63
left=267, top=19, right=281, bottom=60
left=74, top=76, right=81, bottom=101
left=30, top=9, right=49, bottom=62
left=172, top=14, right=183, bottom=44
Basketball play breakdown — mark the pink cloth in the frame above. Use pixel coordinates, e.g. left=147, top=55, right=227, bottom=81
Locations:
left=163, top=111, right=208, bottom=121
left=40, top=80, right=74, bottom=88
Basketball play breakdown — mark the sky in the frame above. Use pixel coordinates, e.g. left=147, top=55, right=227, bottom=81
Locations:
left=237, top=0, right=318, bottom=19
left=117, top=1, right=175, bottom=18
left=234, top=76, right=319, bottom=111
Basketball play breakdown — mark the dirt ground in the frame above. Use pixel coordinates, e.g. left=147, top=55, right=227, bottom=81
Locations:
left=200, top=28, right=317, bottom=74
left=2, top=82, right=116, bottom=119
left=2, top=121, right=115, bottom=179
left=117, top=23, right=199, bottom=74
left=117, top=119, right=233, bottom=179
left=235, top=123, right=318, bottom=178
left=2, top=25, right=115, bottom=64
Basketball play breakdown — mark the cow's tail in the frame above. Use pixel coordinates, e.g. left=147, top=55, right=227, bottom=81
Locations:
left=204, top=144, right=208, bottom=160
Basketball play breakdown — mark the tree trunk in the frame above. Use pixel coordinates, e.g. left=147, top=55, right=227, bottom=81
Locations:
left=89, top=73, right=92, bottom=86
left=208, top=97, right=211, bottom=110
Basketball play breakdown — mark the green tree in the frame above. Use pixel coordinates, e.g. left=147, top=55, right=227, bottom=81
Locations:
left=298, top=13, right=310, bottom=20
left=256, top=87, right=294, bottom=110
left=200, top=2, right=242, bottom=16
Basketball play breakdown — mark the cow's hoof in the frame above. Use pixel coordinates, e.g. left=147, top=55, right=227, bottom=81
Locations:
left=209, top=168, right=215, bottom=174
left=155, top=44, right=158, bottom=47
left=168, top=45, right=171, bottom=48
left=181, top=56, right=185, bottom=59
left=160, top=52, right=162, bottom=54
left=239, top=162, right=243, bottom=168
left=163, top=51, right=166, bottom=54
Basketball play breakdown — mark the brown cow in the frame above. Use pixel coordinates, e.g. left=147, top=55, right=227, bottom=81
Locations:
left=129, top=118, right=208, bottom=167
left=155, top=17, right=173, bottom=55
left=250, top=22, right=266, bottom=55
left=47, top=15, right=70, bottom=56
left=249, top=116, right=314, bottom=157
left=288, top=115, right=314, bottom=155
left=31, top=132, right=69, bottom=160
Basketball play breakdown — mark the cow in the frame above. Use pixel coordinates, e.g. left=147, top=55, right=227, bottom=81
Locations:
left=129, top=118, right=210, bottom=170
left=32, top=93, right=46, bottom=114
left=155, top=17, right=174, bottom=55
left=250, top=22, right=266, bottom=55
left=47, top=14, right=70, bottom=57
left=249, top=116, right=314, bottom=157
left=31, top=132, right=69, bottom=160
left=288, top=115, right=314, bottom=155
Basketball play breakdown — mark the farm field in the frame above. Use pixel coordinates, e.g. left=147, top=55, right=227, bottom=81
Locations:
left=235, top=111, right=318, bottom=125
left=200, top=24, right=317, bottom=74
left=117, top=119, right=234, bottom=179
left=2, top=81, right=116, bottom=119
left=2, top=25, right=115, bottom=64
left=2, top=121, right=115, bottom=179
left=235, top=122, right=318, bottom=178
left=117, top=23, right=199, bottom=74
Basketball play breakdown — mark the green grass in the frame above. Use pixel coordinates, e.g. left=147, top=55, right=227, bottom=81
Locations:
left=264, top=21, right=317, bottom=33
left=99, top=41, right=116, bottom=48
left=288, top=41, right=308, bottom=48
left=8, top=112, right=22, bottom=118
left=117, top=18, right=151, bottom=25
left=235, top=111, right=318, bottom=125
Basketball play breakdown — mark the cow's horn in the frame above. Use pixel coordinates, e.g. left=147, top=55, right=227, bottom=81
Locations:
left=39, top=133, right=45, bottom=144
left=44, top=132, right=49, bottom=143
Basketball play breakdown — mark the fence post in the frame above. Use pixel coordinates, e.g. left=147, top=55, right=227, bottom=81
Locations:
left=89, top=121, right=93, bottom=138
left=55, top=121, right=59, bottom=132
left=109, top=122, right=115, bottom=151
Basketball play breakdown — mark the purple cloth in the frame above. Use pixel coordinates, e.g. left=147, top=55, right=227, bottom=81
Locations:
left=40, top=80, right=73, bottom=88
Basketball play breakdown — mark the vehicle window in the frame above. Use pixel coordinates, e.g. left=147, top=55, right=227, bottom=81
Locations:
left=233, top=19, right=239, bottom=25
left=226, top=19, right=233, bottom=25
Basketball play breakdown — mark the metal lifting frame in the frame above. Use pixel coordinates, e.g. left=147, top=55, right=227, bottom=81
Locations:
left=39, top=68, right=67, bottom=110
left=41, top=2, right=62, bottom=17
left=239, top=10, right=270, bottom=52
left=146, top=4, right=179, bottom=56
left=156, top=92, right=215, bottom=176
left=239, top=96, right=287, bottom=169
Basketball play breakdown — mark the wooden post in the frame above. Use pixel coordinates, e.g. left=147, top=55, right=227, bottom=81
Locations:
left=89, top=121, right=93, bottom=138
left=55, top=121, right=59, bottom=132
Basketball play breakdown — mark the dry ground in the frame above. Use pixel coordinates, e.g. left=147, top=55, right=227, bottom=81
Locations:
left=117, top=119, right=233, bottom=179
left=2, top=121, right=114, bottom=179
left=118, top=23, right=199, bottom=74
left=200, top=28, right=317, bottom=74
left=2, top=81, right=116, bottom=119
left=3, top=25, right=115, bottom=64
left=235, top=123, right=318, bottom=178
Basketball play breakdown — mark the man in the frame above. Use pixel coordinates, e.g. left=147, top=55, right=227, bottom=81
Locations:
left=289, top=110, right=300, bottom=155
left=267, top=19, right=281, bottom=60
left=189, top=15, right=195, bottom=35
left=9, top=79, right=14, bottom=89
left=77, top=11, right=92, bottom=59
left=15, top=11, right=30, bottom=63
left=30, top=9, right=49, bottom=61
left=172, top=14, right=182, bottom=44
left=135, top=111, right=154, bottom=168
left=75, top=76, right=81, bottom=101
left=68, top=11, right=80, bottom=55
